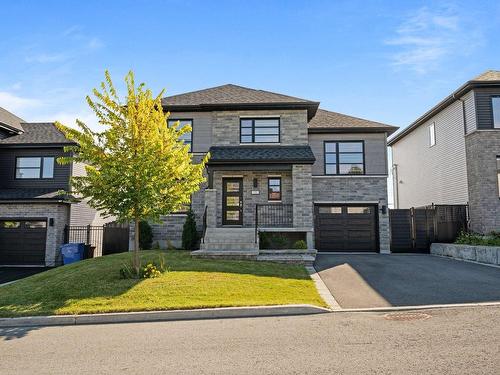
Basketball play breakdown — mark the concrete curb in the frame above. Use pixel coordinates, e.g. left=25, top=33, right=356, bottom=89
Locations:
left=330, top=301, right=500, bottom=313
left=306, top=266, right=341, bottom=310
left=0, top=304, right=331, bottom=328
left=431, top=254, right=500, bottom=269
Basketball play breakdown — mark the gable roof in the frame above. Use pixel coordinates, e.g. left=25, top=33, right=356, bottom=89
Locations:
left=0, top=123, right=75, bottom=146
left=0, top=107, right=24, bottom=133
left=208, top=145, right=316, bottom=164
left=308, top=108, right=398, bottom=134
left=162, top=84, right=320, bottom=120
left=388, top=70, right=500, bottom=146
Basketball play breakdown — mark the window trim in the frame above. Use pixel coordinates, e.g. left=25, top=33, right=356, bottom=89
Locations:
left=168, top=118, right=193, bottom=152
left=323, top=140, right=366, bottom=175
left=267, top=177, right=282, bottom=201
left=14, top=156, right=55, bottom=180
left=429, top=122, right=436, bottom=147
left=240, top=117, right=281, bottom=144
left=491, top=96, right=500, bottom=129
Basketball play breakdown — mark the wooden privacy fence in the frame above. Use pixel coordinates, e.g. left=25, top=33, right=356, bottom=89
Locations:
left=389, top=204, right=468, bottom=253
left=64, top=222, right=129, bottom=257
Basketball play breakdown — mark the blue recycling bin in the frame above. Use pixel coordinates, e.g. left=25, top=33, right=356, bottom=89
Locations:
left=60, top=243, right=85, bottom=265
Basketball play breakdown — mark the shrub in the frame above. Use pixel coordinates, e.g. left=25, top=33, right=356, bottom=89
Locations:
left=142, top=263, right=162, bottom=278
left=182, top=209, right=199, bottom=250
left=139, top=221, right=153, bottom=250
left=271, top=234, right=288, bottom=249
left=259, top=232, right=271, bottom=249
left=293, top=240, right=308, bottom=249
left=455, top=231, right=500, bottom=247
left=120, top=253, right=167, bottom=279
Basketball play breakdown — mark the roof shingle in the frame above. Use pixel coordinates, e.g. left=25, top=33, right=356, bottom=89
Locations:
left=308, top=109, right=398, bottom=133
left=208, top=145, right=316, bottom=164
left=0, top=123, right=74, bottom=146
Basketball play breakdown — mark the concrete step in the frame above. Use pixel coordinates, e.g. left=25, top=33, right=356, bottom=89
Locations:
left=259, top=249, right=317, bottom=256
left=200, top=242, right=258, bottom=251
left=256, top=254, right=316, bottom=266
left=204, top=228, right=256, bottom=243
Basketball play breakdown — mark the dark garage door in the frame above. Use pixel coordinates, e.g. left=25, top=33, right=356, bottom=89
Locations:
left=314, top=205, right=378, bottom=252
left=0, top=219, right=47, bottom=265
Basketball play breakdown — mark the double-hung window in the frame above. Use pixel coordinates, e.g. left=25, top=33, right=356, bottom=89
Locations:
left=168, top=119, right=192, bottom=152
left=324, top=141, right=364, bottom=175
left=492, top=97, right=500, bottom=129
left=15, top=157, right=54, bottom=179
left=268, top=177, right=282, bottom=201
left=240, top=118, right=280, bottom=143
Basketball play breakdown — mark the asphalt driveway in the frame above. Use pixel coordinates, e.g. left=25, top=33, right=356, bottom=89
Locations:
left=314, top=254, right=500, bottom=308
left=0, top=267, right=48, bottom=285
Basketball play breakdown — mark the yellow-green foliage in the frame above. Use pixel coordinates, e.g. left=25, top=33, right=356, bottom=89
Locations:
left=56, top=71, right=208, bottom=223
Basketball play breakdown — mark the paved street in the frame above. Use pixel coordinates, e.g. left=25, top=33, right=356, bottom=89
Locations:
left=1, top=306, right=499, bottom=374
left=315, top=254, right=500, bottom=308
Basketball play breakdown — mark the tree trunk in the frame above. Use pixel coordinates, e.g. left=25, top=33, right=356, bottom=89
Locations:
left=134, top=217, right=140, bottom=275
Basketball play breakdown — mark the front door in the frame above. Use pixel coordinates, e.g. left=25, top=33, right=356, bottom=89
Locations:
left=222, top=178, right=243, bottom=225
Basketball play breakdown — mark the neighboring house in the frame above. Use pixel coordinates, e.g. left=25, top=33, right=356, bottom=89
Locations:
left=0, top=107, right=109, bottom=266
left=141, top=84, right=397, bottom=254
left=388, top=70, right=500, bottom=234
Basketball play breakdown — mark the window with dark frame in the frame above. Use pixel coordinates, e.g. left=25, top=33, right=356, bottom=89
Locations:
left=15, top=157, right=55, bottom=179
left=492, top=97, right=500, bottom=129
left=268, top=177, right=282, bottom=201
left=324, top=141, right=364, bottom=175
left=240, top=118, right=280, bottom=143
left=168, top=119, right=192, bottom=152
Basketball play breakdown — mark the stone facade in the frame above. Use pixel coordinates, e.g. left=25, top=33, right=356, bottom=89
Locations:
left=312, top=176, right=390, bottom=253
left=129, top=214, right=187, bottom=250
left=212, top=170, right=293, bottom=228
left=292, top=164, right=313, bottom=229
left=431, top=243, right=500, bottom=266
left=465, top=131, right=500, bottom=234
left=211, top=110, right=309, bottom=146
left=0, top=202, right=70, bottom=266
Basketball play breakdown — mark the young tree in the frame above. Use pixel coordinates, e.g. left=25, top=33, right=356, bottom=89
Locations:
left=56, top=71, right=208, bottom=273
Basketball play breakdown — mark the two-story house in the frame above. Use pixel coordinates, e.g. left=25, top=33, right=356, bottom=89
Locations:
left=143, top=84, right=397, bottom=257
left=389, top=70, right=500, bottom=234
left=0, top=107, right=109, bottom=266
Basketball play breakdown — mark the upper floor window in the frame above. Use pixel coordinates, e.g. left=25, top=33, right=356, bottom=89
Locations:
left=15, top=157, right=54, bottom=179
left=429, top=122, right=436, bottom=146
left=168, top=119, right=192, bottom=152
left=324, top=141, right=364, bottom=175
left=240, top=118, right=280, bottom=143
left=492, top=97, right=500, bottom=129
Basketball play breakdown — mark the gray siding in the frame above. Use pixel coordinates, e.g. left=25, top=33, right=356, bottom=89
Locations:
left=308, top=132, right=388, bottom=176
left=168, top=111, right=213, bottom=153
left=0, top=147, right=70, bottom=190
left=391, top=100, right=469, bottom=208
left=475, top=87, right=500, bottom=129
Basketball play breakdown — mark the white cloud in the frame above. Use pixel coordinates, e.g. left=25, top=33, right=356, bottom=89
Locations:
left=36, top=109, right=99, bottom=131
left=0, top=91, right=42, bottom=112
left=386, top=6, right=483, bottom=74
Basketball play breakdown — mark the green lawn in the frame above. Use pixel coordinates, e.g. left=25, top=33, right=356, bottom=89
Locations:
left=0, top=251, right=325, bottom=317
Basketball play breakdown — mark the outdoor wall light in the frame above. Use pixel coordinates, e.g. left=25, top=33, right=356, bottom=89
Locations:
left=253, top=178, right=258, bottom=188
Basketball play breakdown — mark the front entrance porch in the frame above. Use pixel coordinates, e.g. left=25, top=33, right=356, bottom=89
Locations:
left=192, top=146, right=316, bottom=264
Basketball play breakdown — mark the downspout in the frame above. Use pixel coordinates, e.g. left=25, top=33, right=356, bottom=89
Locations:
left=392, top=163, right=399, bottom=209
left=453, top=93, right=467, bottom=136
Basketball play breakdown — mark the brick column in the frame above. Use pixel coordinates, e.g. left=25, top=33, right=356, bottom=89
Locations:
left=204, top=188, right=217, bottom=228
left=292, top=164, right=313, bottom=229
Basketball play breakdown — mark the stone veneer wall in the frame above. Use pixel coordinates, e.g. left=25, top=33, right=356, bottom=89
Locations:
left=212, top=170, right=293, bottom=227
left=211, top=110, right=308, bottom=146
left=292, top=164, right=313, bottom=229
left=465, top=131, right=500, bottom=233
left=0, top=202, right=70, bottom=266
left=129, top=214, right=187, bottom=250
left=312, top=176, right=390, bottom=253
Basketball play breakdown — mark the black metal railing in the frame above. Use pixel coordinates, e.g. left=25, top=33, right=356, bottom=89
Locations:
left=201, top=206, right=208, bottom=244
left=256, top=204, right=293, bottom=228
left=64, top=225, right=104, bottom=256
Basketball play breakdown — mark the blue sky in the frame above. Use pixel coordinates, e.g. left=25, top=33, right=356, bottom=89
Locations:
left=1, top=0, right=499, bottom=133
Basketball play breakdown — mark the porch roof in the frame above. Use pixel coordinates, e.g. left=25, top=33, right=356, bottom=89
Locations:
left=207, top=146, right=316, bottom=165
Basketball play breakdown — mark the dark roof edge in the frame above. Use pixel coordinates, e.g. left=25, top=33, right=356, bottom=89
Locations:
left=0, top=142, right=77, bottom=148
left=0, top=198, right=71, bottom=204
left=163, top=102, right=320, bottom=120
left=207, top=159, right=315, bottom=165
left=0, top=123, right=23, bottom=134
left=308, top=127, right=398, bottom=135
left=388, top=80, right=500, bottom=146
